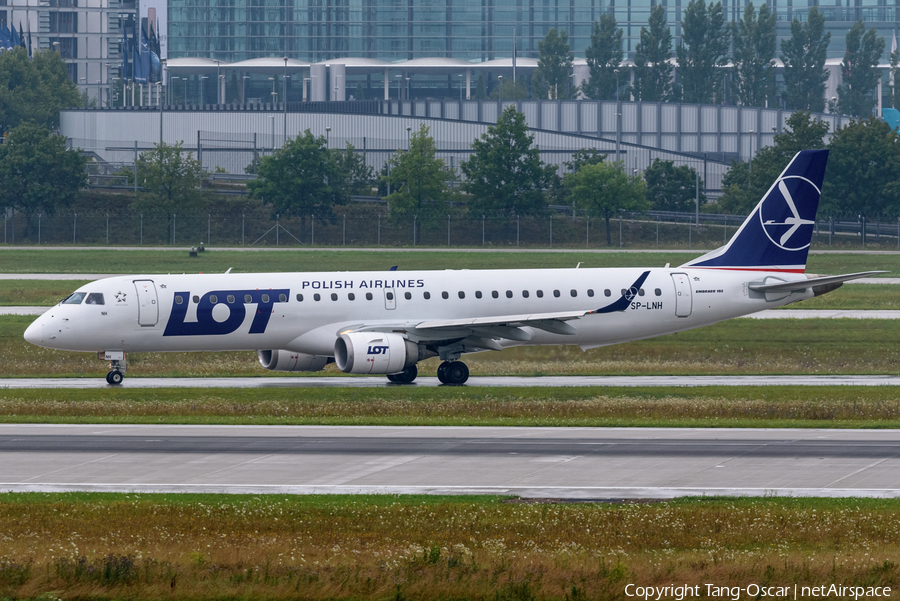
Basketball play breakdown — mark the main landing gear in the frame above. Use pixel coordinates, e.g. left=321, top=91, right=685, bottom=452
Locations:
left=387, top=365, right=418, bottom=384
left=437, top=360, right=469, bottom=385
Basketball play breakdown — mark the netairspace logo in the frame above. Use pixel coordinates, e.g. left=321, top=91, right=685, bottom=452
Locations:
left=624, top=583, right=891, bottom=600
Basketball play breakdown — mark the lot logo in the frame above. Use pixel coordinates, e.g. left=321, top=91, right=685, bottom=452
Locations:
left=758, top=176, right=818, bottom=251
left=367, top=345, right=389, bottom=355
left=164, top=289, right=289, bottom=336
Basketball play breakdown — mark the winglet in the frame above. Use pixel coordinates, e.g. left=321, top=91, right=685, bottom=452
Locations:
left=592, top=271, right=651, bottom=314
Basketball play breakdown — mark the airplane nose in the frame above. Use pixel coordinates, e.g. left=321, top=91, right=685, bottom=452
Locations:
left=23, top=319, right=42, bottom=346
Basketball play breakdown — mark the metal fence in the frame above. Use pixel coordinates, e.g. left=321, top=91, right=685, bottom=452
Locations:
left=3, top=207, right=897, bottom=250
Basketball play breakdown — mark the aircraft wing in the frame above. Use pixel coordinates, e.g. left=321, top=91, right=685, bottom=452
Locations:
left=748, top=271, right=887, bottom=293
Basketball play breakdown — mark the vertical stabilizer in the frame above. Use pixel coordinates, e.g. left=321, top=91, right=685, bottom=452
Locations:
left=681, top=149, right=828, bottom=273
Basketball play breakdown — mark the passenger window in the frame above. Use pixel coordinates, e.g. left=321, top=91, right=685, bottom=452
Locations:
left=85, top=293, right=104, bottom=305
left=244, top=294, right=252, bottom=303
left=261, top=294, right=270, bottom=303
left=349, top=293, right=356, bottom=301
left=587, top=289, right=594, bottom=297
left=404, top=292, right=411, bottom=300
left=296, top=294, right=304, bottom=302
left=655, top=288, right=662, bottom=296
left=193, top=295, right=200, bottom=303
left=442, top=291, right=449, bottom=299
left=210, top=295, right=218, bottom=304
left=386, top=292, right=394, bottom=301
left=522, top=290, right=529, bottom=298
left=605, top=289, right=611, bottom=297
left=227, top=295, right=235, bottom=303
left=366, top=292, right=373, bottom=301
left=506, top=290, right=512, bottom=298
left=174, top=295, right=184, bottom=305
left=570, top=290, right=577, bottom=297
left=492, top=291, right=499, bottom=298
left=314, top=293, right=321, bottom=301
left=331, top=293, right=338, bottom=301
left=536, top=290, right=543, bottom=298
left=475, top=291, right=482, bottom=299
left=638, top=289, right=645, bottom=296
left=553, top=290, right=560, bottom=298
left=424, top=292, right=431, bottom=300
left=458, top=291, right=465, bottom=299
left=279, top=294, right=287, bottom=302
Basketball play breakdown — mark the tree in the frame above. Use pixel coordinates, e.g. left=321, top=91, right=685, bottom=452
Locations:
left=130, top=142, right=205, bottom=243
left=581, top=15, right=623, bottom=101
left=731, top=2, right=776, bottom=107
left=0, top=122, right=86, bottom=216
left=718, top=111, right=829, bottom=214
left=677, top=0, right=729, bottom=104
left=836, top=21, right=885, bottom=118
left=564, top=148, right=607, bottom=173
left=632, top=5, right=674, bottom=102
left=780, top=6, right=830, bottom=112
left=565, top=161, right=648, bottom=245
left=822, top=117, right=900, bottom=218
left=890, top=44, right=900, bottom=110
left=532, top=28, right=574, bottom=99
left=227, top=72, right=240, bottom=103
left=490, top=78, right=528, bottom=100
left=384, top=125, right=456, bottom=239
left=461, top=106, right=556, bottom=218
left=331, top=142, right=374, bottom=196
left=643, top=159, right=705, bottom=212
left=248, top=130, right=346, bottom=220
left=355, top=82, right=365, bottom=100
left=0, top=48, right=80, bottom=134
left=475, top=74, right=486, bottom=99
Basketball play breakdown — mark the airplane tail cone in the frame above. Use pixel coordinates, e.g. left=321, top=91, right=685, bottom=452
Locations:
left=681, top=149, right=828, bottom=273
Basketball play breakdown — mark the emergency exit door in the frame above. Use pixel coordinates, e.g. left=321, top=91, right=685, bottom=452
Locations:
left=670, top=273, right=692, bottom=318
left=133, top=280, right=159, bottom=326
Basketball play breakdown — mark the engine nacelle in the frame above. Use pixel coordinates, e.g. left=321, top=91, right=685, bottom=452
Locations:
left=257, top=350, right=329, bottom=372
left=334, top=332, right=418, bottom=374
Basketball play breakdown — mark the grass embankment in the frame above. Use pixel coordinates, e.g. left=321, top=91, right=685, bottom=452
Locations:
left=0, top=494, right=897, bottom=600
left=3, top=386, right=900, bottom=427
left=4, top=279, right=900, bottom=309
left=4, top=316, right=900, bottom=378
left=0, top=248, right=897, bottom=276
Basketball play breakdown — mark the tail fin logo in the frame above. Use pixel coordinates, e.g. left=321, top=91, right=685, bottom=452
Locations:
left=758, top=176, right=819, bottom=251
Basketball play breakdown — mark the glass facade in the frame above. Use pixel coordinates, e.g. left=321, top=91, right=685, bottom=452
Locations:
left=167, top=0, right=900, bottom=64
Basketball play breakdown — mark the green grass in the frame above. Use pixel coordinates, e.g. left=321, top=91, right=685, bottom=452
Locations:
left=6, top=316, right=900, bottom=377
left=2, top=386, right=900, bottom=428
left=0, top=248, right=897, bottom=276
left=1, top=493, right=899, bottom=600
left=0, top=279, right=91, bottom=305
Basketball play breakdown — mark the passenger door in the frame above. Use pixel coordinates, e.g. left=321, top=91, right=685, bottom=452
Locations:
left=133, top=280, right=159, bottom=326
left=670, top=273, right=692, bottom=318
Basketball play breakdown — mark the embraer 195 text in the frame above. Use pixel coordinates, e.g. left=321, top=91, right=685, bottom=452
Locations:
left=24, top=150, right=881, bottom=385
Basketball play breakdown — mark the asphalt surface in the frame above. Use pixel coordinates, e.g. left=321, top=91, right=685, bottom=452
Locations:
left=1, top=425, right=898, bottom=499
left=4, top=375, right=900, bottom=388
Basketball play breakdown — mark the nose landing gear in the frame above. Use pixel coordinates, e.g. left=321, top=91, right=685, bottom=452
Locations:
left=437, top=360, right=469, bottom=385
left=99, top=351, right=126, bottom=386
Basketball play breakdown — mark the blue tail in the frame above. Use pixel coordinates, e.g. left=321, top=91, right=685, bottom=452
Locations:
left=681, top=149, right=828, bottom=273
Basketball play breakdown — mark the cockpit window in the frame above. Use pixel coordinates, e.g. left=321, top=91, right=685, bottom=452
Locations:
left=85, top=293, right=105, bottom=305
left=62, top=292, right=87, bottom=305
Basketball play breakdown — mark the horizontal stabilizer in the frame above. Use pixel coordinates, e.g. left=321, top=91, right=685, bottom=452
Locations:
left=748, top=271, right=887, bottom=293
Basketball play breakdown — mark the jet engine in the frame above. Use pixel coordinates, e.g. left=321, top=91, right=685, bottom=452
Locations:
left=257, top=350, right=329, bottom=372
left=334, top=332, right=420, bottom=374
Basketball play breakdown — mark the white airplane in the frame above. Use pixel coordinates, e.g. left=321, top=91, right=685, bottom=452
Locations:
left=24, top=150, right=881, bottom=385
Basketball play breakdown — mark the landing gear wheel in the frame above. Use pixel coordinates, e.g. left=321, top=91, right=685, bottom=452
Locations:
left=106, top=370, right=124, bottom=385
left=387, top=365, right=418, bottom=384
left=437, top=361, right=468, bottom=385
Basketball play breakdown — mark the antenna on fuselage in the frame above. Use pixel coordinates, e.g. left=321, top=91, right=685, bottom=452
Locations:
left=225, top=267, right=233, bottom=274
left=576, top=262, right=582, bottom=268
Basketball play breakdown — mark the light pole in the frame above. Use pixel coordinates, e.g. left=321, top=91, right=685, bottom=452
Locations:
left=269, top=116, right=275, bottom=155
left=405, top=76, right=410, bottom=100
left=395, top=74, right=401, bottom=100
left=325, top=126, right=331, bottom=148
left=303, top=77, right=310, bottom=102
left=183, top=77, right=187, bottom=105
left=458, top=73, right=463, bottom=101
left=406, top=125, right=411, bottom=150
left=159, top=59, right=166, bottom=144
left=242, top=75, right=249, bottom=104
left=498, top=75, right=503, bottom=107
left=218, top=74, right=224, bottom=104
left=269, top=77, right=276, bottom=104
left=214, top=60, right=220, bottom=103
left=748, top=130, right=755, bottom=189
left=614, top=68, right=621, bottom=165
left=200, top=75, right=208, bottom=105
left=79, top=77, right=86, bottom=104
left=170, top=76, right=179, bottom=103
